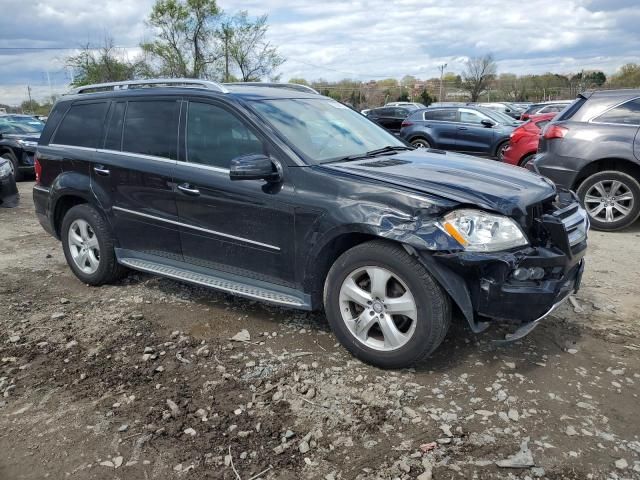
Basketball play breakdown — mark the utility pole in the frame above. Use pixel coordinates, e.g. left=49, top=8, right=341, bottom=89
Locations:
left=27, top=85, right=33, bottom=113
left=438, top=63, right=447, bottom=102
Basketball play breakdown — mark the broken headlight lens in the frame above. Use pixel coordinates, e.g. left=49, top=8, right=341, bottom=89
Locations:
left=441, top=209, right=528, bottom=252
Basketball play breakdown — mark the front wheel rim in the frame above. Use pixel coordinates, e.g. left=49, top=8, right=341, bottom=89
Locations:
left=412, top=140, right=429, bottom=149
left=583, top=180, right=635, bottom=223
left=498, top=144, right=508, bottom=160
left=338, top=266, right=417, bottom=352
left=68, top=219, right=101, bottom=274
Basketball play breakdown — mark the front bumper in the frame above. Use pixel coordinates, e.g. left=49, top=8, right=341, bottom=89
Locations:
left=419, top=197, right=588, bottom=331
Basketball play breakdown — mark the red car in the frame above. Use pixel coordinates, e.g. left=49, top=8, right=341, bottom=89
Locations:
left=502, top=113, right=556, bottom=167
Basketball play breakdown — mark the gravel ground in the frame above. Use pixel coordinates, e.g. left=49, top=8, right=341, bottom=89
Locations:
left=1, top=181, right=640, bottom=480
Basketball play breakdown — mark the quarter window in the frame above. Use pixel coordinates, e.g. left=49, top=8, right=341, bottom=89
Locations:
left=122, top=100, right=180, bottom=159
left=593, top=99, right=640, bottom=126
left=54, top=102, right=108, bottom=148
left=186, top=102, right=264, bottom=169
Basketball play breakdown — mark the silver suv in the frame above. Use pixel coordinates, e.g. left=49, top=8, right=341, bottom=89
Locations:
left=533, top=90, right=640, bottom=231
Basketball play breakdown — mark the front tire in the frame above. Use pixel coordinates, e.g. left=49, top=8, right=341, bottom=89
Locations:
left=576, top=171, right=640, bottom=231
left=324, top=240, right=451, bottom=369
left=1, top=152, right=22, bottom=181
left=61, top=204, right=127, bottom=285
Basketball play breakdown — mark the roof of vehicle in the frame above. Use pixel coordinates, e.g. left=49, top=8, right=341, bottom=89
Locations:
left=63, top=78, right=324, bottom=102
left=582, top=88, right=640, bottom=99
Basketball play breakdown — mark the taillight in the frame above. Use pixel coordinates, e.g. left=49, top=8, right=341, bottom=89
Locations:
left=401, top=120, right=414, bottom=128
left=34, top=154, right=42, bottom=184
left=543, top=125, right=568, bottom=140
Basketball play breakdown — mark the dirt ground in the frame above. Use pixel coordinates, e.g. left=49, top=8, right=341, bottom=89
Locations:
left=1, top=181, right=639, bottom=480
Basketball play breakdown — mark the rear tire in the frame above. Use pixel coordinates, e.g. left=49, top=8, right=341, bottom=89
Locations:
left=495, top=141, right=509, bottom=161
left=1, top=152, right=22, bottom=181
left=411, top=138, right=431, bottom=149
left=323, top=240, right=451, bottom=369
left=576, top=171, right=640, bottom=231
left=519, top=153, right=535, bottom=168
left=61, top=204, right=127, bottom=285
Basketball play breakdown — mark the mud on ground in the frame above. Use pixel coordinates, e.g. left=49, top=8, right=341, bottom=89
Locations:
left=1, top=182, right=640, bottom=480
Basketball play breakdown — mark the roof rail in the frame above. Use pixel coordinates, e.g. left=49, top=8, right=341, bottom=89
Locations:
left=68, top=78, right=230, bottom=95
left=223, top=82, right=320, bottom=95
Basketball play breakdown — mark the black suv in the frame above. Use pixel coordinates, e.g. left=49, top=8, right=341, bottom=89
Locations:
left=365, top=106, right=413, bottom=135
left=533, top=90, right=640, bottom=231
left=0, top=116, right=42, bottom=181
left=33, top=79, right=588, bottom=368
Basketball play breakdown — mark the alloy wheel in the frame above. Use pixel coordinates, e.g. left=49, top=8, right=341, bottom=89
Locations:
left=584, top=180, right=635, bottom=223
left=68, top=219, right=101, bottom=274
left=338, top=266, right=417, bottom=351
left=411, top=139, right=430, bottom=149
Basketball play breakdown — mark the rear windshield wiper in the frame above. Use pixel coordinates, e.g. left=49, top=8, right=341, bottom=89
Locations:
left=322, top=145, right=412, bottom=164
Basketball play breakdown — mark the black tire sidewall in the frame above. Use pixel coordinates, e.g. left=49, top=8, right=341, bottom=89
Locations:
left=519, top=153, right=534, bottom=168
left=1, top=152, right=22, bottom=181
left=324, top=242, right=449, bottom=368
left=577, top=171, right=640, bottom=231
left=61, top=204, right=117, bottom=285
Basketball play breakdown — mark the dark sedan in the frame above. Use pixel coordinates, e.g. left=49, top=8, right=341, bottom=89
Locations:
left=364, top=106, right=413, bottom=135
left=399, top=106, right=521, bottom=159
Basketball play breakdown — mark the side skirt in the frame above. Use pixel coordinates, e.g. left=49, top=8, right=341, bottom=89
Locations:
left=115, top=249, right=312, bottom=310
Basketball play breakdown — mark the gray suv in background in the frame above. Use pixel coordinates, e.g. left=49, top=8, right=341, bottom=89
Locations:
left=533, top=90, right=640, bottom=231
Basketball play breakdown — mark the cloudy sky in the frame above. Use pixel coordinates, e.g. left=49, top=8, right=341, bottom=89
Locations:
left=0, top=0, right=638, bottom=105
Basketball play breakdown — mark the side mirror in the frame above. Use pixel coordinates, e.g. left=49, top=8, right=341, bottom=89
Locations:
left=481, top=119, right=496, bottom=128
left=230, top=154, right=281, bottom=182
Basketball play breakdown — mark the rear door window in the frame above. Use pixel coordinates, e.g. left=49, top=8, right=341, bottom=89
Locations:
left=593, top=99, right=640, bottom=126
left=122, top=100, right=180, bottom=159
left=423, top=109, right=456, bottom=121
left=53, top=102, right=108, bottom=148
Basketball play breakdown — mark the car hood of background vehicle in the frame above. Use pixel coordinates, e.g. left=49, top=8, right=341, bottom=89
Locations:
left=324, top=150, right=556, bottom=216
left=2, top=133, right=41, bottom=143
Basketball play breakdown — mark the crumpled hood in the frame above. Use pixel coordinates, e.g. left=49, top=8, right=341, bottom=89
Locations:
left=323, top=149, right=556, bottom=216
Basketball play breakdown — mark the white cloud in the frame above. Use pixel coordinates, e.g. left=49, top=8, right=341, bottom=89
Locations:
left=0, top=0, right=638, bottom=105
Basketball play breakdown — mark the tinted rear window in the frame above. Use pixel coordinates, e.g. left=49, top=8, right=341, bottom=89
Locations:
left=424, top=109, right=456, bottom=121
left=53, top=102, right=108, bottom=148
left=593, top=98, right=640, bottom=126
left=122, top=100, right=180, bottom=159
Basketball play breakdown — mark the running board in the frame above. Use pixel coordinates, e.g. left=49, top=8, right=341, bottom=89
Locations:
left=119, top=257, right=310, bottom=309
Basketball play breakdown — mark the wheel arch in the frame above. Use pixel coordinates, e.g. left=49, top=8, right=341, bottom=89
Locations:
left=572, top=158, right=640, bottom=191
left=408, top=133, right=434, bottom=145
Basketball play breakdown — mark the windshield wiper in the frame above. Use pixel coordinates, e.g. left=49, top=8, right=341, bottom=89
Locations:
left=322, top=145, right=412, bottom=164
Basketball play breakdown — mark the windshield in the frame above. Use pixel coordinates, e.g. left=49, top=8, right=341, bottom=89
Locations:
left=484, top=109, right=517, bottom=124
left=250, top=98, right=406, bottom=164
left=0, top=120, right=42, bottom=134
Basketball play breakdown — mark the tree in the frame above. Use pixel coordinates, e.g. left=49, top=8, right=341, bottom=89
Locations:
left=66, top=37, right=142, bottom=86
left=288, top=78, right=310, bottom=85
left=461, top=54, right=497, bottom=102
left=610, top=64, right=640, bottom=88
left=141, top=0, right=221, bottom=78
left=419, top=89, right=434, bottom=106
left=225, top=12, right=284, bottom=82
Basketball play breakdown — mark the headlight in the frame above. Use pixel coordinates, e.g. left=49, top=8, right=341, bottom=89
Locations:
left=441, top=209, right=528, bottom=252
left=0, top=161, right=13, bottom=178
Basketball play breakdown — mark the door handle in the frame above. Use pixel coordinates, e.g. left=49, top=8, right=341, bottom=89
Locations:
left=93, top=165, right=110, bottom=176
left=177, top=183, right=200, bottom=196
left=458, top=127, right=468, bottom=130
